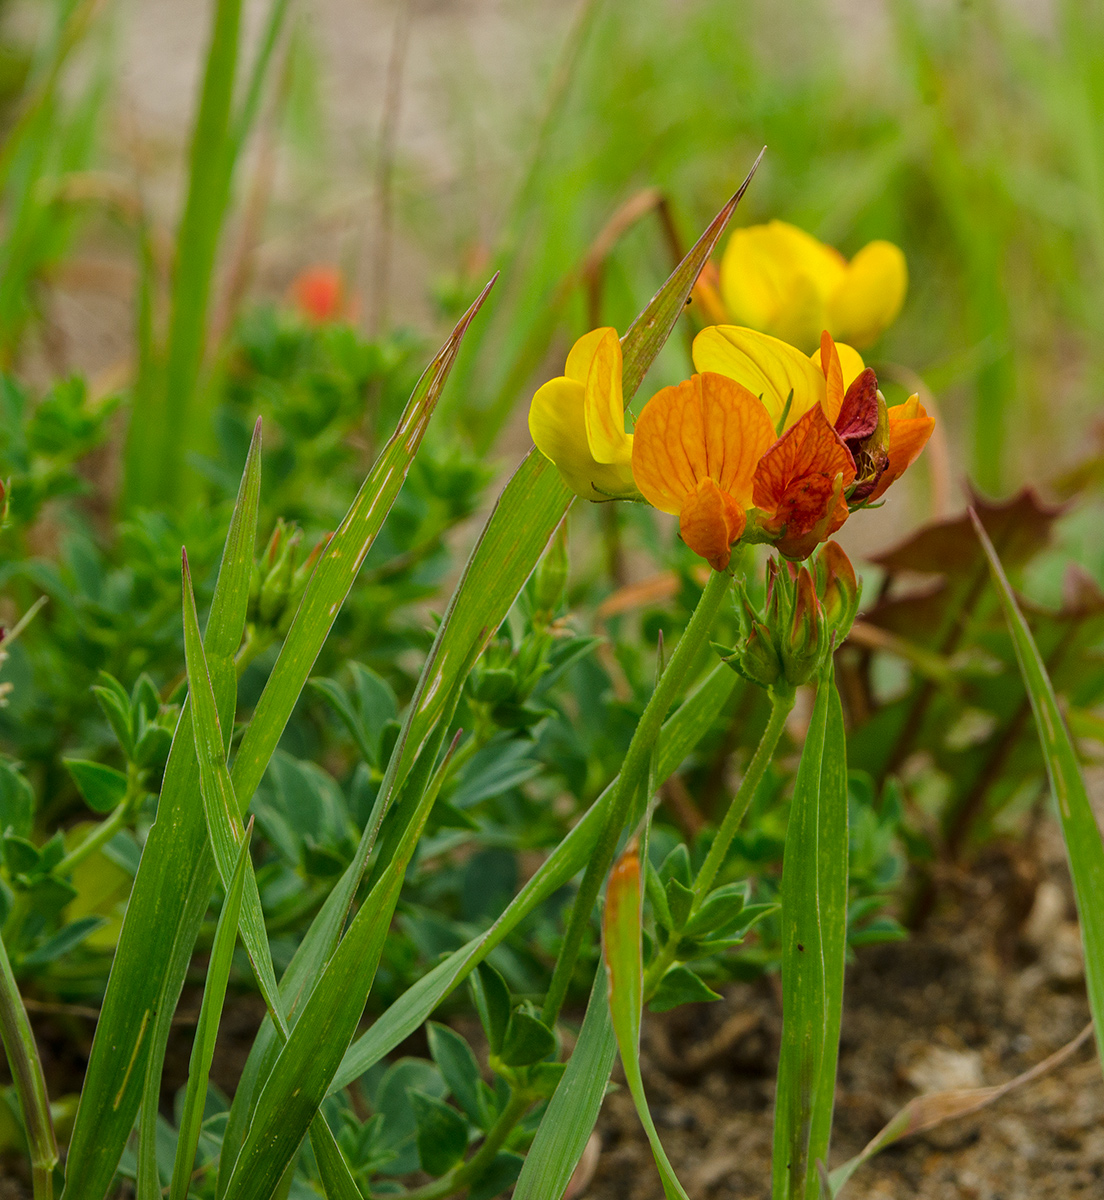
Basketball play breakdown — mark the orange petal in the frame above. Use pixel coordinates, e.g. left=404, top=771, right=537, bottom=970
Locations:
left=679, top=477, right=747, bottom=571
left=632, top=377, right=709, bottom=514
left=753, top=405, right=856, bottom=539
left=698, top=373, right=776, bottom=506
left=868, top=398, right=935, bottom=501
left=818, top=331, right=845, bottom=424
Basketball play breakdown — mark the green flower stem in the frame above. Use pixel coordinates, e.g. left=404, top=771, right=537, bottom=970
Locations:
left=692, top=684, right=794, bottom=904
left=642, top=683, right=794, bottom=1000
left=399, top=1088, right=531, bottom=1200
left=541, top=567, right=733, bottom=1028
left=54, top=764, right=142, bottom=878
left=0, top=933, right=57, bottom=1200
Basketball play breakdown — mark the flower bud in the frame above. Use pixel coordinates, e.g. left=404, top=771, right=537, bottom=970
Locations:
left=780, top=566, right=827, bottom=686
left=258, top=522, right=302, bottom=625
left=532, top=521, right=568, bottom=626
left=817, top=540, right=860, bottom=637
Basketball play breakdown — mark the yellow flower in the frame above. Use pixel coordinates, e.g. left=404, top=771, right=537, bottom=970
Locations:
left=718, top=220, right=907, bottom=351
left=528, top=327, right=637, bottom=501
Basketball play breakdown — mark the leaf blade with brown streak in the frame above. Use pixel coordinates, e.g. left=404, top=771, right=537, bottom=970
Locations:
left=604, top=844, right=692, bottom=1200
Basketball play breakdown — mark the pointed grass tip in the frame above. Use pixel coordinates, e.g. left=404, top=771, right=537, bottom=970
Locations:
left=450, top=272, right=499, bottom=346
left=709, top=146, right=767, bottom=235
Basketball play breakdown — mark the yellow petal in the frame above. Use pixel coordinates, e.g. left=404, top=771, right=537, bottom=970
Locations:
left=565, top=326, right=615, bottom=384
left=529, top=376, right=634, bottom=501
left=692, top=325, right=827, bottom=428
left=583, top=328, right=631, bottom=467
left=719, top=221, right=844, bottom=351
left=827, top=240, right=907, bottom=349
left=835, top=341, right=866, bottom=389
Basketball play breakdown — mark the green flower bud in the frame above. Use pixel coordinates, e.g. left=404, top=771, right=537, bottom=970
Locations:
left=532, top=521, right=569, bottom=625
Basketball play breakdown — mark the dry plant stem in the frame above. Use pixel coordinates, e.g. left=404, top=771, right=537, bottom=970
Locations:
left=0, top=935, right=57, bottom=1200
left=642, top=685, right=794, bottom=999
left=365, top=0, right=412, bottom=336
left=541, top=568, right=732, bottom=1027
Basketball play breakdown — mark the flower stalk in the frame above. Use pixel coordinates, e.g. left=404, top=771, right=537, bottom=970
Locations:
left=541, top=566, right=733, bottom=1026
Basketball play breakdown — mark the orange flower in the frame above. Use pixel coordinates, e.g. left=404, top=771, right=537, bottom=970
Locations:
left=290, top=266, right=347, bottom=323
left=868, top=395, right=935, bottom=502
left=632, top=373, right=775, bottom=569
left=752, top=404, right=856, bottom=559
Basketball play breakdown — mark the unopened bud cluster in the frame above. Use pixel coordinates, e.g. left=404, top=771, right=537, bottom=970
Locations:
left=248, top=519, right=330, bottom=636
left=717, top=541, right=860, bottom=690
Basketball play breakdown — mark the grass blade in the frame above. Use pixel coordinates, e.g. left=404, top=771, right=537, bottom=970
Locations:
left=126, top=0, right=243, bottom=508
left=181, top=554, right=287, bottom=1034
left=619, top=148, right=762, bottom=400
left=360, top=169, right=760, bottom=859
left=512, top=967, right=617, bottom=1200
left=772, top=665, right=849, bottom=1200
left=167, top=820, right=254, bottom=1200
left=808, top=682, right=849, bottom=1183
left=0, top=932, right=57, bottom=1197
left=61, top=421, right=262, bottom=1200
left=604, top=843, right=690, bottom=1200
left=971, top=510, right=1104, bottom=1070
left=229, top=278, right=496, bottom=811
left=309, top=1119, right=363, bottom=1200
left=330, top=663, right=737, bottom=1092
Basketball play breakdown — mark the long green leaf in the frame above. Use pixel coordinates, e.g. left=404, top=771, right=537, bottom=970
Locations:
left=218, top=182, right=753, bottom=1167
left=168, top=820, right=253, bottom=1200
left=512, top=966, right=617, bottom=1200
left=604, top=844, right=689, bottom=1200
left=329, top=663, right=737, bottom=1092
left=309, top=1121, right=363, bottom=1200
left=971, top=510, right=1104, bottom=1069
left=182, top=553, right=287, bottom=1033
left=772, top=666, right=849, bottom=1200
left=62, top=419, right=262, bottom=1200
